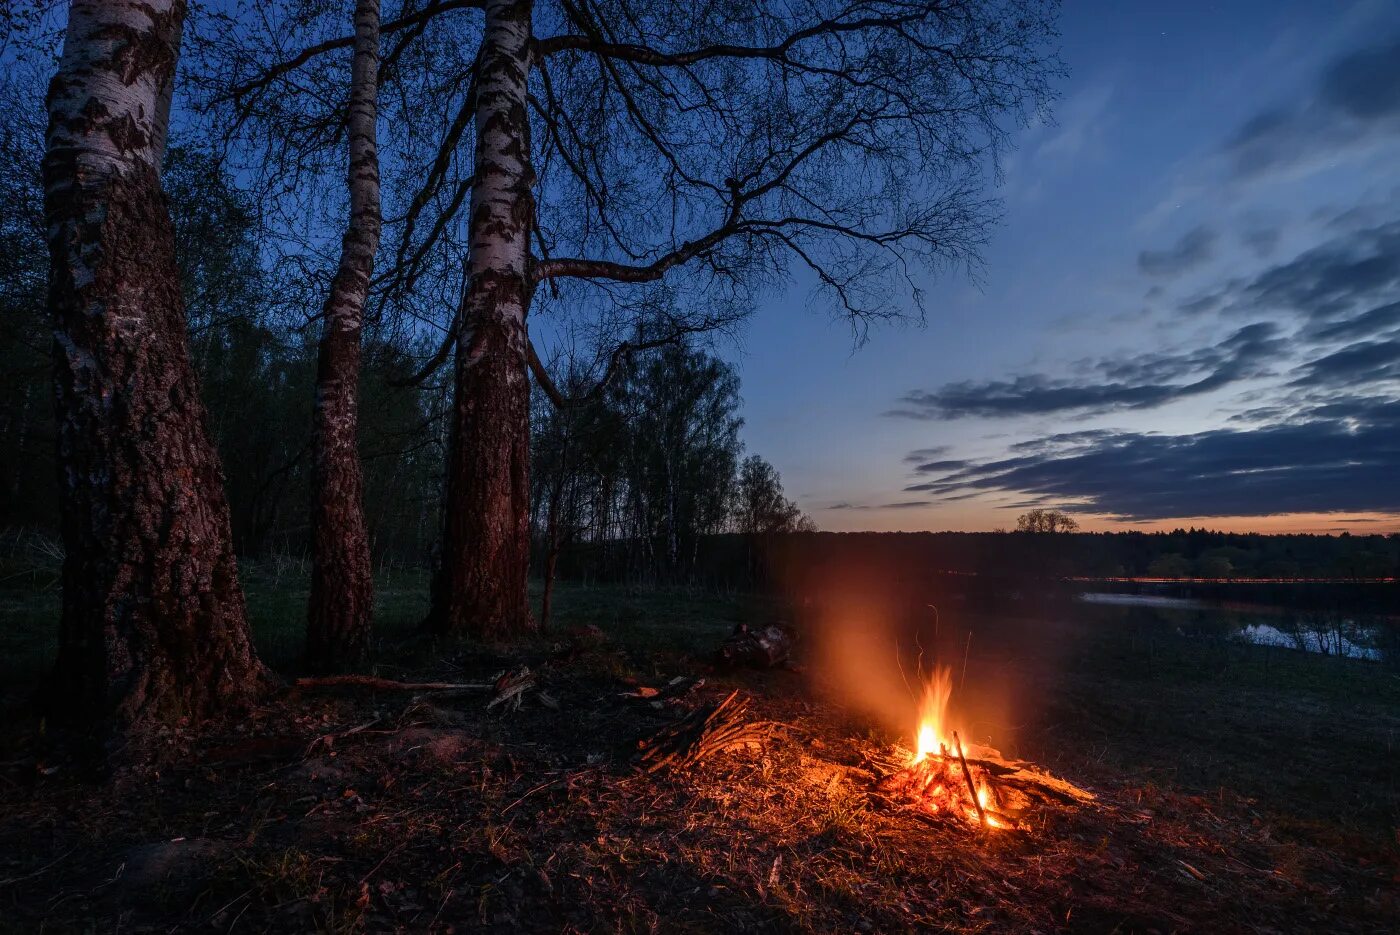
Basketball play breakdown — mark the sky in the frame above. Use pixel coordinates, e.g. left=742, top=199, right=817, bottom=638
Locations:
left=728, top=0, right=1400, bottom=535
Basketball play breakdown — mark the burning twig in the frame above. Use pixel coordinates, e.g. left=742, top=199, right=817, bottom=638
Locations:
left=953, top=731, right=988, bottom=827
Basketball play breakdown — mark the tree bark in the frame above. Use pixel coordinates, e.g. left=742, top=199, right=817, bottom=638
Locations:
left=43, top=0, right=272, bottom=742
left=306, top=0, right=381, bottom=672
left=427, top=0, right=535, bottom=638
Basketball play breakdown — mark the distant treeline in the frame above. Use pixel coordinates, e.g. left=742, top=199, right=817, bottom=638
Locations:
left=549, top=529, right=1400, bottom=592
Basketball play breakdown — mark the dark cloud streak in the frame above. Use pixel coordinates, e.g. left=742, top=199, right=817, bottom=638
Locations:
left=909, top=397, right=1400, bottom=519
left=887, top=323, right=1285, bottom=420
left=1138, top=225, right=1215, bottom=276
left=1224, top=36, right=1400, bottom=180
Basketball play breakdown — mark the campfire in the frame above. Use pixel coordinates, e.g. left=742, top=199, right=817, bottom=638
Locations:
left=877, top=667, right=1012, bottom=828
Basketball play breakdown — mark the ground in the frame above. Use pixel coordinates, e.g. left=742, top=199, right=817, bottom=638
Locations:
left=0, top=565, right=1396, bottom=932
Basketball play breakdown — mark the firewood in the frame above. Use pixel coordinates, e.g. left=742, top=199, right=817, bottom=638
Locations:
left=953, top=731, right=988, bottom=827
left=634, top=691, right=780, bottom=774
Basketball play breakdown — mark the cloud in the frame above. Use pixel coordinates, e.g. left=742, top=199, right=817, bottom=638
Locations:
left=825, top=500, right=931, bottom=510
left=902, top=446, right=951, bottom=463
left=1241, top=226, right=1281, bottom=258
left=1224, top=36, right=1400, bottom=180
left=1138, top=226, right=1216, bottom=276
left=1291, top=339, right=1400, bottom=387
left=910, top=397, right=1400, bottom=519
left=1307, top=300, right=1400, bottom=341
left=1236, top=220, right=1400, bottom=321
left=1039, top=82, right=1115, bottom=160
left=887, top=323, right=1285, bottom=420
left=910, top=458, right=970, bottom=474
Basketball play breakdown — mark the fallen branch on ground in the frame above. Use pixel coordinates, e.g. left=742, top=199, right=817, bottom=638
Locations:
left=293, top=675, right=494, bottom=692
left=634, top=691, right=782, bottom=774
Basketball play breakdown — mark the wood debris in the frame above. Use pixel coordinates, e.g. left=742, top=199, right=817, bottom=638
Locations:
left=618, top=676, right=705, bottom=709
left=487, top=665, right=539, bottom=712
left=633, top=691, right=781, bottom=774
left=717, top=623, right=793, bottom=669
left=293, top=675, right=493, bottom=693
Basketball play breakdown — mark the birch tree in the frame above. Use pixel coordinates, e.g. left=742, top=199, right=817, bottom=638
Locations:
left=205, top=0, right=1060, bottom=638
left=43, top=0, right=271, bottom=741
left=306, top=0, right=383, bottom=672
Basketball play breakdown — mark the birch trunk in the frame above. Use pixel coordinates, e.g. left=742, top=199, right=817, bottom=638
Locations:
left=306, top=0, right=381, bottom=672
left=43, top=0, right=272, bottom=740
left=428, top=0, right=535, bottom=637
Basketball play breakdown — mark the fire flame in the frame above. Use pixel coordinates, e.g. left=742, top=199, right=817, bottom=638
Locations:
left=896, top=665, right=1006, bottom=829
left=911, top=667, right=953, bottom=764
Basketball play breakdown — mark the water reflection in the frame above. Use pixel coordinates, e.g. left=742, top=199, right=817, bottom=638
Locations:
left=1079, top=592, right=1393, bottom=663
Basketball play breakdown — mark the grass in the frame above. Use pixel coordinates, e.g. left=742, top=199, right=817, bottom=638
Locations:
left=0, top=557, right=777, bottom=707
left=0, top=565, right=1396, bottom=931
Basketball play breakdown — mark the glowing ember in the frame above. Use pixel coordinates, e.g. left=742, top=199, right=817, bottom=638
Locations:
left=880, top=666, right=1008, bottom=829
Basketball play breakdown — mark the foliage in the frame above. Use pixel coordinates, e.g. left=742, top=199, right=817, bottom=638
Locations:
left=0, top=71, right=443, bottom=562
left=530, top=343, right=811, bottom=584
left=1015, top=508, right=1080, bottom=533
left=733, top=455, right=812, bottom=536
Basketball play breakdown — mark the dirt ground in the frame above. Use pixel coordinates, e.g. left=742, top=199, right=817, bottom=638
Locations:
left=0, top=586, right=1396, bottom=933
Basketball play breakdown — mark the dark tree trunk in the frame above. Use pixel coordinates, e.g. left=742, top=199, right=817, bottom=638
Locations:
left=541, top=534, right=559, bottom=632
left=43, top=0, right=272, bottom=742
left=427, top=0, right=535, bottom=638
left=539, top=473, right=566, bottom=632
left=306, top=0, right=381, bottom=672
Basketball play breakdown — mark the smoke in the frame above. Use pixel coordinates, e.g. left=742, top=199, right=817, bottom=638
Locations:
left=807, top=596, right=930, bottom=737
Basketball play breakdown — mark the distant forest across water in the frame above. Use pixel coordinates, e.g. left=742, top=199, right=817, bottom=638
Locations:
left=547, top=528, right=1400, bottom=592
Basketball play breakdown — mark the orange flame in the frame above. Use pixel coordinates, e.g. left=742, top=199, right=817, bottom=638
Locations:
left=910, top=666, right=953, bottom=763
left=905, top=665, right=1006, bottom=829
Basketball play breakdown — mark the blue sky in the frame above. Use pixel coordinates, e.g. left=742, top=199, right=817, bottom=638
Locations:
left=12, top=0, right=1393, bottom=535
left=730, top=0, right=1400, bottom=533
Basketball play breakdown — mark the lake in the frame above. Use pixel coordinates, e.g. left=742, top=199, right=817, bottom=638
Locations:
left=1078, top=591, right=1395, bottom=662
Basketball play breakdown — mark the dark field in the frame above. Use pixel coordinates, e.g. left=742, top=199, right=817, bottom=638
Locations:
left=1, top=567, right=1397, bottom=932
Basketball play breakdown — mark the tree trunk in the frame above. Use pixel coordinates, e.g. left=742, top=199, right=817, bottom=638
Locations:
left=43, top=0, right=272, bottom=742
left=427, top=0, right=536, bottom=638
left=306, top=0, right=381, bottom=673
left=541, top=532, right=559, bottom=632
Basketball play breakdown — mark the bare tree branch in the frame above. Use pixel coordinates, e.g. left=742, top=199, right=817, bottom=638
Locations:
left=217, top=0, right=485, bottom=109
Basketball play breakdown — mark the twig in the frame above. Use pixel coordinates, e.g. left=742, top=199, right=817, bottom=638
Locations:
left=961, top=631, right=972, bottom=691
left=952, top=731, right=987, bottom=828
left=0, top=847, right=77, bottom=887
left=305, top=717, right=381, bottom=757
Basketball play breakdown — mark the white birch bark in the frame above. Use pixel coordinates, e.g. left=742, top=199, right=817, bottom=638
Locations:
left=44, top=0, right=271, bottom=738
left=430, top=0, right=537, bottom=635
left=307, top=0, right=382, bottom=671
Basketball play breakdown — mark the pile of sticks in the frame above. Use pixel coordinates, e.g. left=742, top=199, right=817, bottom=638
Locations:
left=634, top=691, right=779, bottom=774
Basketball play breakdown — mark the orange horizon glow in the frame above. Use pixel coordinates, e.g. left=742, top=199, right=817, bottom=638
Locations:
left=816, top=506, right=1400, bottom=536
